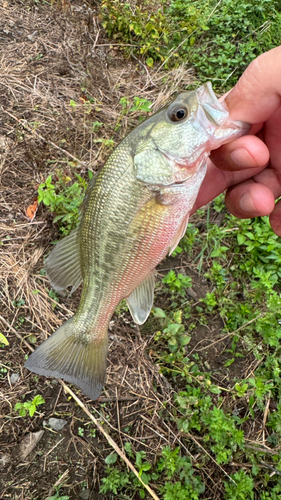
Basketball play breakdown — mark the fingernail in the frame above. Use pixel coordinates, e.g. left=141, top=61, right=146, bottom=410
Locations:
left=230, top=148, right=256, bottom=167
left=239, top=193, right=254, bottom=213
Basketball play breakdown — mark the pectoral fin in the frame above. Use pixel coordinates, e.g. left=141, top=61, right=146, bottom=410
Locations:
left=169, top=213, right=190, bottom=255
left=126, top=271, right=155, bottom=325
left=45, top=228, right=82, bottom=293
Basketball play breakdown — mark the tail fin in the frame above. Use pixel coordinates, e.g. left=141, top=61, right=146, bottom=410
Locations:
left=24, top=317, right=108, bottom=400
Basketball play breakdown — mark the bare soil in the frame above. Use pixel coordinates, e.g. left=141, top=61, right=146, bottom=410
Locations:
left=0, top=2, right=255, bottom=499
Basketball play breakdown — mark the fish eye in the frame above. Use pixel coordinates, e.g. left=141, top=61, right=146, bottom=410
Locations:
left=168, top=105, right=189, bottom=122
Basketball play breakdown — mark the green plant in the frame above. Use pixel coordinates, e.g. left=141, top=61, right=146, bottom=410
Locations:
left=92, top=120, right=103, bottom=132
left=130, top=97, right=152, bottom=113
left=47, top=494, right=69, bottom=500
left=100, top=446, right=204, bottom=499
left=38, top=170, right=89, bottom=234
left=101, top=0, right=281, bottom=90
left=88, top=428, right=96, bottom=438
left=158, top=446, right=205, bottom=499
left=145, top=189, right=281, bottom=496
left=94, top=137, right=115, bottom=149
left=100, top=467, right=130, bottom=495
left=115, top=95, right=153, bottom=130
left=0, top=365, right=8, bottom=378
left=201, top=406, right=244, bottom=464
left=171, top=0, right=281, bottom=89
left=162, top=270, right=192, bottom=299
left=130, top=97, right=152, bottom=121
left=260, top=483, right=281, bottom=499
left=14, top=394, right=45, bottom=417
left=46, top=483, right=69, bottom=500
left=100, top=0, right=171, bottom=65
left=153, top=307, right=192, bottom=366
left=224, top=470, right=254, bottom=500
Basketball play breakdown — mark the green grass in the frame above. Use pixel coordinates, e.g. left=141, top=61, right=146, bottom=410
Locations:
left=100, top=0, right=281, bottom=90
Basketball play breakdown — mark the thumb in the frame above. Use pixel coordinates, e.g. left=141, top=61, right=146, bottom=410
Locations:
left=225, top=46, right=281, bottom=124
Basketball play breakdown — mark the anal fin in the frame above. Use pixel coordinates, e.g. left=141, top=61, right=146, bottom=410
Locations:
left=126, top=271, right=155, bottom=325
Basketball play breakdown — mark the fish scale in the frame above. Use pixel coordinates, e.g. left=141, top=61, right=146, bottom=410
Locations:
left=25, top=83, right=250, bottom=399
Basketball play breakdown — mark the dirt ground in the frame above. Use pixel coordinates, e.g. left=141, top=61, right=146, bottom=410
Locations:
left=0, top=1, right=256, bottom=499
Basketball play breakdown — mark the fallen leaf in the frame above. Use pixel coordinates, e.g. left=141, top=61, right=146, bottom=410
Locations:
left=19, top=430, right=44, bottom=460
left=26, top=199, right=38, bottom=221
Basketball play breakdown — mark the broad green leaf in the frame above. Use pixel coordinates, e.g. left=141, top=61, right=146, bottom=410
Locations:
left=146, top=57, right=154, bottom=67
left=33, top=395, right=45, bottom=406
left=105, top=452, right=118, bottom=465
left=153, top=307, right=166, bottom=318
left=0, top=332, right=9, bottom=345
left=209, top=385, right=221, bottom=394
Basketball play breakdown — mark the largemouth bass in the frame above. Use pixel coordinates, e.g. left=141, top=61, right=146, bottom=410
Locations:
left=25, top=83, right=249, bottom=399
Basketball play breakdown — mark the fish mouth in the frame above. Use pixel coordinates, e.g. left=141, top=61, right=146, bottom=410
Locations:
left=196, top=82, right=250, bottom=145
left=197, top=82, right=229, bottom=128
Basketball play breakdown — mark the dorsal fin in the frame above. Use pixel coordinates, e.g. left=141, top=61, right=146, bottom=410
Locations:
left=45, top=228, right=82, bottom=293
left=45, top=174, right=98, bottom=294
left=79, top=173, right=98, bottom=218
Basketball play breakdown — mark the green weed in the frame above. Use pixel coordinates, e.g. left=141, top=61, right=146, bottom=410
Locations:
left=224, top=470, right=254, bottom=500
left=115, top=95, right=153, bottom=130
left=101, top=0, right=281, bottom=90
left=93, top=137, right=115, bottom=149
left=77, top=427, right=84, bottom=437
left=153, top=307, right=191, bottom=364
left=100, top=445, right=204, bottom=499
left=0, top=365, right=8, bottom=378
left=173, top=0, right=281, bottom=89
left=162, top=270, right=192, bottom=299
left=46, top=483, right=69, bottom=500
left=14, top=394, right=45, bottom=417
left=101, top=0, right=281, bottom=87
left=38, top=170, right=89, bottom=234
left=100, top=0, right=170, bottom=65
left=140, top=192, right=281, bottom=498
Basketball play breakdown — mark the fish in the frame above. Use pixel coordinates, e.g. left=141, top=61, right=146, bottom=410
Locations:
left=25, top=82, right=249, bottom=399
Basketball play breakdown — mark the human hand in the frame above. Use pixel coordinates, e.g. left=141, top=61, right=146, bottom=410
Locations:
left=193, top=45, right=281, bottom=236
